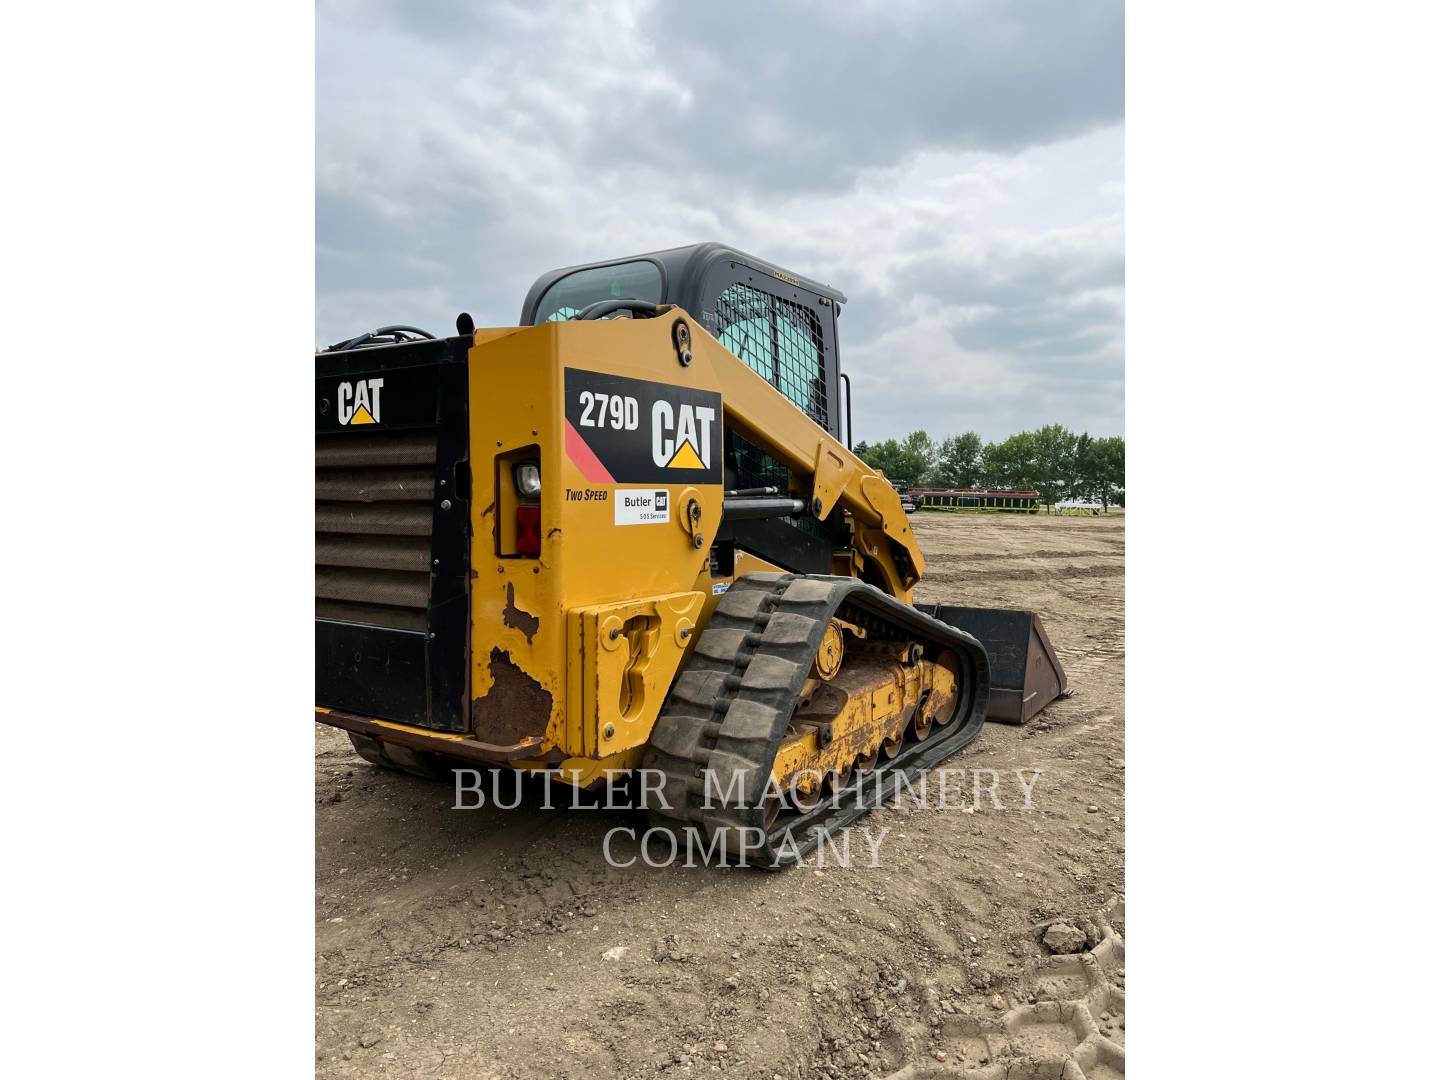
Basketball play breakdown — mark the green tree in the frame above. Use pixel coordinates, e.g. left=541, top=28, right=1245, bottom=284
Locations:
left=863, top=426, right=1122, bottom=510
left=1069, top=432, right=1096, bottom=503
left=1092, top=435, right=1125, bottom=510
left=901, top=430, right=937, bottom=483
left=1029, top=424, right=1079, bottom=511
left=980, top=431, right=1037, bottom=489
left=859, top=438, right=903, bottom=481
left=930, top=431, right=983, bottom=488
left=860, top=430, right=935, bottom=487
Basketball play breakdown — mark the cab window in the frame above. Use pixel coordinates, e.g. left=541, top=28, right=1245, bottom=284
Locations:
left=534, top=260, right=663, bottom=323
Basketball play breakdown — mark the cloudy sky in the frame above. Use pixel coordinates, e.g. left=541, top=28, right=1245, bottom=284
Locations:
left=317, top=0, right=1123, bottom=443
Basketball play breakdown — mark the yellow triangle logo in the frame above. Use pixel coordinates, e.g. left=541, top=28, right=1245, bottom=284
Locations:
left=667, top=440, right=705, bottom=469
left=349, top=404, right=376, bottom=425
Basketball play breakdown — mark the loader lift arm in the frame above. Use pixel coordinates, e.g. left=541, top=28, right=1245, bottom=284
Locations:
left=684, top=314, right=925, bottom=601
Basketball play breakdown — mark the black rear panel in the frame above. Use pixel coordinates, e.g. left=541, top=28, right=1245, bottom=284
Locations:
left=315, top=338, right=470, bottom=730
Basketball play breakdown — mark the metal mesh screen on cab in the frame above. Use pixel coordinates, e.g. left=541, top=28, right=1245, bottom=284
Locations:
left=714, top=283, right=827, bottom=427
left=714, top=282, right=832, bottom=544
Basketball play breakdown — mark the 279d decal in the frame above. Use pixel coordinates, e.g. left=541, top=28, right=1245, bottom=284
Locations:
left=563, top=369, right=722, bottom=486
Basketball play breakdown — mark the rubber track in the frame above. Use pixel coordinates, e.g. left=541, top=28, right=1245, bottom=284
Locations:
left=642, top=573, right=991, bottom=867
left=347, top=731, right=457, bottom=780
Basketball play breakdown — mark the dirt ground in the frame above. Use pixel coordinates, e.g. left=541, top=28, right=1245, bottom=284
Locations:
left=315, top=512, right=1125, bottom=1079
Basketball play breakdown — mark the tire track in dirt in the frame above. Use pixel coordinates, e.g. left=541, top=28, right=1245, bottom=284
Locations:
left=949, top=550, right=1123, bottom=564
left=880, top=897, right=1125, bottom=1079
left=318, top=812, right=630, bottom=980
left=926, top=564, right=1123, bottom=584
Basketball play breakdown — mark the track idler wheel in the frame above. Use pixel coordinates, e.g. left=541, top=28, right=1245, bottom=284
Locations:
left=931, top=650, right=962, bottom=728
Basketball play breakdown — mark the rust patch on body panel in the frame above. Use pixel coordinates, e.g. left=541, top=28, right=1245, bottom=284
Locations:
left=471, top=646, right=551, bottom=745
left=502, top=581, right=540, bottom=643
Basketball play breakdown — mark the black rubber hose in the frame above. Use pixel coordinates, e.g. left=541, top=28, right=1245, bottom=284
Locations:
left=328, top=324, right=436, bottom=351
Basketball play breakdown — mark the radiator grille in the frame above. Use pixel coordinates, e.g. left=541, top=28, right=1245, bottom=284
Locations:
left=315, top=428, right=436, bottom=631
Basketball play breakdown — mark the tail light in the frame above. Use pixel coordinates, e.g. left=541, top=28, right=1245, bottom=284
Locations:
left=497, top=447, right=541, bottom=557
left=515, top=505, right=541, bottom=556
left=513, top=462, right=541, bottom=496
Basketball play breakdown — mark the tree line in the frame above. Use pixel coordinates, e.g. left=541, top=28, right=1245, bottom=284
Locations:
left=854, top=425, right=1125, bottom=511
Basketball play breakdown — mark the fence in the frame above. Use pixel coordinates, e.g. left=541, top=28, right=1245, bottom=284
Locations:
left=910, top=488, right=1040, bottom=513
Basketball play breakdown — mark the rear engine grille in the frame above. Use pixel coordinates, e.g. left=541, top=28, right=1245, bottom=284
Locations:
left=315, top=428, right=437, bottom=631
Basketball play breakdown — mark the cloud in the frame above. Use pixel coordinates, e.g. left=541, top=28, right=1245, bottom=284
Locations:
left=317, top=0, right=1124, bottom=440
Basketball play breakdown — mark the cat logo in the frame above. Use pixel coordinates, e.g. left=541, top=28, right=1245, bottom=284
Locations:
left=337, top=378, right=384, bottom=425
left=651, top=400, right=715, bottom=470
left=563, top=369, right=720, bottom=484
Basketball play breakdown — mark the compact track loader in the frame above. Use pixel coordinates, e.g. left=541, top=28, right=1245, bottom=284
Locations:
left=315, top=243, right=1066, bottom=866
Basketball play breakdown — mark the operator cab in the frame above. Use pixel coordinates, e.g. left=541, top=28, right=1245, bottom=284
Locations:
left=521, top=242, right=848, bottom=443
